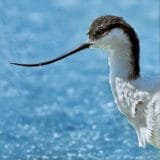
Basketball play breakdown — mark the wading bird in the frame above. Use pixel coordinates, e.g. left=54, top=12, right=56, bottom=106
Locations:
left=11, top=15, right=160, bottom=149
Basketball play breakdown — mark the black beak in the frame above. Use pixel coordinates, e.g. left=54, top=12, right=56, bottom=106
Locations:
left=10, top=43, right=91, bottom=67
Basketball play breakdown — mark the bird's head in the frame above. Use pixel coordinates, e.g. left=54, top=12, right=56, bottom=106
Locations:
left=11, top=15, right=139, bottom=67
left=88, top=16, right=139, bottom=52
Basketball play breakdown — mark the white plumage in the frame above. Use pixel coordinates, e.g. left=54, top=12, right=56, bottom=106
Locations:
left=91, top=28, right=160, bottom=148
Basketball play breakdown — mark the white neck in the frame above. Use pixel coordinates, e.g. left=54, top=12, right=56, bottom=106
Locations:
left=91, top=28, right=140, bottom=81
left=100, top=29, right=140, bottom=111
left=108, top=44, right=132, bottom=81
left=104, top=29, right=134, bottom=81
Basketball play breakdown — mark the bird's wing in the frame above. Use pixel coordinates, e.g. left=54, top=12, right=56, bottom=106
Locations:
left=130, top=76, right=160, bottom=148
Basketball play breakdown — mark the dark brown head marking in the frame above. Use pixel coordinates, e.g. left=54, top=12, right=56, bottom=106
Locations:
left=88, top=15, right=140, bottom=80
left=88, top=15, right=126, bottom=41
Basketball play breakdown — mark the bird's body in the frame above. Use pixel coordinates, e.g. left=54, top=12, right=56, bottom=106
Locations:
left=111, top=75, right=160, bottom=148
left=92, top=27, right=160, bottom=148
left=11, top=15, right=160, bottom=149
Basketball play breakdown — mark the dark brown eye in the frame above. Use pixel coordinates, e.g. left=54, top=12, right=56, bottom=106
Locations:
left=95, top=28, right=105, bottom=35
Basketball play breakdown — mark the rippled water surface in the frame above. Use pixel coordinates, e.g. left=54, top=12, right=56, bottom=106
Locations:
left=0, top=0, right=160, bottom=159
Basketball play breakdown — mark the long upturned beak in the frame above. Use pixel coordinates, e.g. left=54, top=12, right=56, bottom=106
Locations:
left=10, top=43, right=91, bottom=67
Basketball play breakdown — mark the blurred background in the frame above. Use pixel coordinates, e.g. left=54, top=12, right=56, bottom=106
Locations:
left=0, top=0, right=160, bottom=159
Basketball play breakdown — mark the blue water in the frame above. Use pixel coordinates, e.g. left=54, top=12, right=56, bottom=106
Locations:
left=0, top=0, right=160, bottom=159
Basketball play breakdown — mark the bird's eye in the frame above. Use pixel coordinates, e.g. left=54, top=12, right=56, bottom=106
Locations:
left=95, top=28, right=105, bottom=35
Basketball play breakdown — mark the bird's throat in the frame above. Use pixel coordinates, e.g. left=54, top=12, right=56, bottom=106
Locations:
left=108, top=46, right=139, bottom=81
